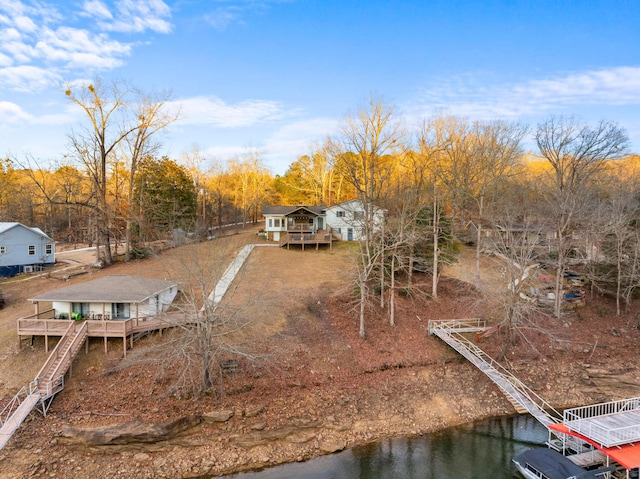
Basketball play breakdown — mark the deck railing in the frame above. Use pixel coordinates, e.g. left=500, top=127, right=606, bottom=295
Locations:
left=563, top=397, right=640, bottom=447
left=20, top=308, right=56, bottom=320
left=17, top=314, right=184, bottom=338
left=279, top=230, right=332, bottom=247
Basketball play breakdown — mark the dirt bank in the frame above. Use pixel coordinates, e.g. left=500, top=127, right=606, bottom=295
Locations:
left=1, top=232, right=639, bottom=478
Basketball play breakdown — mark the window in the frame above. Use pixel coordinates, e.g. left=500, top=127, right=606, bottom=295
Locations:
left=112, top=303, right=131, bottom=319
left=268, top=218, right=273, bottom=228
left=274, top=218, right=281, bottom=228
left=28, top=244, right=36, bottom=256
left=72, top=302, right=90, bottom=319
left=336, top=211, right=345, bottom=218
left=45, top=243, right=53, bottom=255
left=0, top=246, right=5, bottom=255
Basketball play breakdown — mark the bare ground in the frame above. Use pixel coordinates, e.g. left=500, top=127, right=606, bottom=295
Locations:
left=1, top=229, right=640, bottom=478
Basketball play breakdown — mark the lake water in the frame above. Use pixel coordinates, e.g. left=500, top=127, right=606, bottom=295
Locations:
left=221, top=415, right=546, bottom=478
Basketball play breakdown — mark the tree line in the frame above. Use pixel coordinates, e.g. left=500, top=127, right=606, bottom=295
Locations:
left=2, top=84, right=639, bottom=352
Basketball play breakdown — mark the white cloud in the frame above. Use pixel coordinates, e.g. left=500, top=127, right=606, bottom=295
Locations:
left=519, top=67, right=640, bottom=106
left=174, top=96, right=291, bottom=127
left=413, top=66, right=640, bottom=121
left=0, top=65, right=60, bottom=91
left=0, top=0, right=171, bottom=91
left=95, top=0, right=173, bottom=34
left=0, top=100, right=32, bottom=122
left=35, top=26, right=131, bottom=69
left=204, top=0, right=293, bottom=30
left=81, top=0, right=113, bottom=20
left=0, top=51, right=12, bottom=67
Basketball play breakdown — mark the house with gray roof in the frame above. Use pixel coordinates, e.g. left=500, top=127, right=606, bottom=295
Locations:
left=28, top=274, right=179, bottom=321
left=262, top=205, right=327, bottom=242
left=0, top=222, right=55, bottom=277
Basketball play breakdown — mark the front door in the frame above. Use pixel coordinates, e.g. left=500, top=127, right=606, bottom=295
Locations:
left=347, top=228, right=353, bottom=241
left=317, top=218, right=323, bottom=230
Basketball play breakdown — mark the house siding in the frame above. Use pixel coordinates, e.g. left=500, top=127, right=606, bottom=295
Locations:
left=49, top=286, right=177, bottom=320
left=0, top=223, right=55, bottom=276
left=325, top=200, right=380, bottom=241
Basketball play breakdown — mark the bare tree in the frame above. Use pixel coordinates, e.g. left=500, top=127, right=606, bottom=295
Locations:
left=65, top=79, right=135, bottom=265
left=121, top=240, right=268, bottom=398
left=334, top=96, right=405, bottom=338
left=466, top=121, right=528, bottom=286
left=64, top=79, right=177, bottom=264
left=588, top=160, right=640, bottom=315
left=122, top=89, right=178, bottom=261
left=535, top=116, right=629, bottom=318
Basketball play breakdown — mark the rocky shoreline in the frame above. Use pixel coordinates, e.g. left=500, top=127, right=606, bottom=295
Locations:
left=4, top=357, right=636, bottom=479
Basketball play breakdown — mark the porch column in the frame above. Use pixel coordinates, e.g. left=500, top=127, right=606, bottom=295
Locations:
left=102, top=303, right=107, bottom=354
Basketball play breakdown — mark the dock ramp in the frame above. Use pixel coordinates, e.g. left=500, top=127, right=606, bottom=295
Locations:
left=429, top=319, right=562, bottom=428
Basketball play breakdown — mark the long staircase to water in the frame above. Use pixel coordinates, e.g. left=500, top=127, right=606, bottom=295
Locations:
left=428, top=319, right=562, bottom=429
left=1, top=244, right=275, bottom=451
left=0, top=321, right=88, bottom=450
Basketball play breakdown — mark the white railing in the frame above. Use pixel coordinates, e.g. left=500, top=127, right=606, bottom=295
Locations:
left=563, top=397, right=640, bottom=447
left=428, top=318, right=487, bottom=334
left=0, top=386, right=28, bottom=427
left=429, top=319, right=562, bottom=430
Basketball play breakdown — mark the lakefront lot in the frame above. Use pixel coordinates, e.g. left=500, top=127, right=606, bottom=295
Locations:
left=1, top=228, right=640, bottom=478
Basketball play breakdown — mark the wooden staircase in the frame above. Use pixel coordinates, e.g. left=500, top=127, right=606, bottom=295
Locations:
left=34, top=321, right=88, bottom=397
left=0, top=321, right=88, bottom=450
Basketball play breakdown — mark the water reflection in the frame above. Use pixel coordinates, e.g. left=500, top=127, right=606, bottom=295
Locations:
left=221, top=415, right=547, bottom=479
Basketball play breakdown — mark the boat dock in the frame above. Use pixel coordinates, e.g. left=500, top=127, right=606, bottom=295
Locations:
left=429, top=319, right=640, bottom=477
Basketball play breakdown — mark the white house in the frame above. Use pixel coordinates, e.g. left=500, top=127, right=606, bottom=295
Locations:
left=262, top=205, right=327, bottom=242
left=325, top=199, right=383, bottom=241
left=28, top=274, right=179, bottom=320
left=0, top=222, right=55, bottom=277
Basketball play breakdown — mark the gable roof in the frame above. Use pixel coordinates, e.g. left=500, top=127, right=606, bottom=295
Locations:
left=263, top=205, right=326, bottom=216
left=28, top=275, right=178, bottom=304
left=0, top=222, right=52, bottom=240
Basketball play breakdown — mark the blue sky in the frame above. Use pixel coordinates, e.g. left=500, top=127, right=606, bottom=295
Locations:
left=1, top=0, right=639, bottom=175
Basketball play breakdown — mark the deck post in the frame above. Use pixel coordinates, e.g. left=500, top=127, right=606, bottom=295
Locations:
left=44, top=319, right=48, bottom=353
left=122, top=336, right=126, bottom=357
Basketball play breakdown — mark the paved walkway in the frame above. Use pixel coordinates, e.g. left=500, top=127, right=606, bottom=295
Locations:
left=203, top=244, right=278, bottom=312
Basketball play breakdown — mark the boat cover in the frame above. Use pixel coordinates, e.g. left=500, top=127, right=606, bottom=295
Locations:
left=513, top=448, right=590, bottom=479
left=550, top=422, right=640, bottom=470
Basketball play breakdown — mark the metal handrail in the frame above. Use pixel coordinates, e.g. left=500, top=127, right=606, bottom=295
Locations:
left=0, top=386, right=28, bottom=427
left=563, top=397, right=640, bottom=447
left=429, top=320, right=562, bottom=431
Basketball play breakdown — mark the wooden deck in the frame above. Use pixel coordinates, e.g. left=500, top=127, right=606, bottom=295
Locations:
left=17, top=310, right=190, bottom=356
left=279, top=230, right=333, bottom=250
